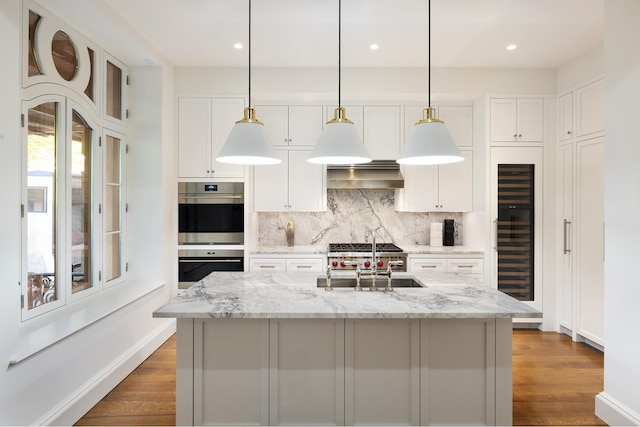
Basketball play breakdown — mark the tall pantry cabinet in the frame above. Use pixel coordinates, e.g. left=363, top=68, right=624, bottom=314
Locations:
left=558, top=78, right=605, bottom=348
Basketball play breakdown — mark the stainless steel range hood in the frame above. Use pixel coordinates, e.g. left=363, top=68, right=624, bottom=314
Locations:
left=327, top=160, right=404, bottom=189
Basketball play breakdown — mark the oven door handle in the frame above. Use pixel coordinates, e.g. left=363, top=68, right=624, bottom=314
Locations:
left=179, top=259, right=242, bottom=263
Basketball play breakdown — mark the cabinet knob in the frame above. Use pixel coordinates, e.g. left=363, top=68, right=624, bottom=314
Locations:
left=513, top=134, right=518, bottom=138
left=518, top=134, right=522, bottom=138
left=567, top=131, right=572, bottom=135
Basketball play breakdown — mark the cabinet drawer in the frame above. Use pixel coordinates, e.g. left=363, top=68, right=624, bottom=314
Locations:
left=409, top=259, right=446, bottom=272
left=446, top=259, right=483, bottom=274
left=286, top=258, right=324, bottom=273
left=249, top=258, right=286, bottom=272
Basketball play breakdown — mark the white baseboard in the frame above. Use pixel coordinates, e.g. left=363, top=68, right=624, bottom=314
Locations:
left=36, top=319, right=176, bottom=426
left=596, top=391, right=640, bottom=426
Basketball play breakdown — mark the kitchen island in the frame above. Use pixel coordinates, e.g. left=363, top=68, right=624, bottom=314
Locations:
left=154, top=271, right=540, bottom=426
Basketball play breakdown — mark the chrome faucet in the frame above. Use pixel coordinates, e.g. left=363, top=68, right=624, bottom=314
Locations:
left=365, top=228, right=377, bottom=272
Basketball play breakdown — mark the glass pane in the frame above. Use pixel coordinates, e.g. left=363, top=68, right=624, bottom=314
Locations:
left=106, top=61, right=122, bottom=119
left=51, top=30, right=78, bottom=81
left=71, top=111, right=93, bottom=294
left=105, top=184, right=120, bottom=232
left=105, top=233, right=121, bottom=282
left=28, top=10, right=42, bottom=76
left=84, top=48, right=95, bottom=100
left=496, top=164, right=534, bottom=301
left=27, top=102, right=57, bottom=309
left=105, top=135, right=121, bottom=184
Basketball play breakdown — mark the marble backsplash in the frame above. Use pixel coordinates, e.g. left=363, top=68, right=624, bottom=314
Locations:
left=257, top=189, right=463, bottom=247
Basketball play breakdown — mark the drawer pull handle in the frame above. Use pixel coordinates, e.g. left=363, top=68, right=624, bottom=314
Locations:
left=421, top=265, right=437, bottom=268
left=259, top=265, right=276, bottom=269
left=295, top=265, right=313, bottom=269
left=456, top=265, right=474, bottom=268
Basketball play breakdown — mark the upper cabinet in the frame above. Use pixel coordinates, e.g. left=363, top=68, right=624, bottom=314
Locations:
left=405, top=105, right=473, bottom=147
left=254, top=105, right=324, bottom=146
left=559, top=92, right=574, bottom=142
left=326, top=105, right=402, bottom=159
left=254, top=149, right=326, bottom=212
left=575, top=79, right=605, bottom=139
left=396, top=149, right=473, bottom=212
left=490, top=98, right=544, bottom=143
left=178, top=97, right=246, bottom=179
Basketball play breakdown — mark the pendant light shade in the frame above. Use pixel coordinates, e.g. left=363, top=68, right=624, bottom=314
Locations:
left=396, top=0, right=463, bottom=166
left=308, top=107, right=371, bottom=165
left=307, top=0, right=372, bottom=165
left=397, top=107, right=464, bottom=165
left=216, top=108, right=281, bottom=165
left=216, top=0, right=281, bottom=166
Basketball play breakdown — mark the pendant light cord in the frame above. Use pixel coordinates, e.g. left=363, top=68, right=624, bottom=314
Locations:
left=338, top=0, right=342, bottom=109
left=428, top=0, right=431, bottom=108
left=248, top=0, right=252, bottom=108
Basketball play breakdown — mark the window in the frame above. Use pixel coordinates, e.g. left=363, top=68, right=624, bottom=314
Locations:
left=22, top=4, right=128, bottom=320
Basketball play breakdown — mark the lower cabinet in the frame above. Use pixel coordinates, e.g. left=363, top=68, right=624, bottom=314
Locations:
left=178, top=317, right=511, bottom=426
left=248, top=255, right=325, bottom=273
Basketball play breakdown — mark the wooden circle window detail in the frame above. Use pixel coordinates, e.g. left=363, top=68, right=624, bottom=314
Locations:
left=51, top=30, right=78, bottom=81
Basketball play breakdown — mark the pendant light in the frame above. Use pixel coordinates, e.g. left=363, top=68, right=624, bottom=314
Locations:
left=216, top=0, right=281, bottom=165
left=396, top=0, right=463, bottom=166
left=307, top=0, right=372, bottom=165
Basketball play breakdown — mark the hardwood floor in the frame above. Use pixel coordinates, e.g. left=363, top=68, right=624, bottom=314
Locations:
left=75, top=330, right=605, bottom=426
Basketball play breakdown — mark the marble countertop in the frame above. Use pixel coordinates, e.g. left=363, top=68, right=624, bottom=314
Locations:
left=154, top=272, right=540, bottom=320
left=250, top=245, right=483, bottom=255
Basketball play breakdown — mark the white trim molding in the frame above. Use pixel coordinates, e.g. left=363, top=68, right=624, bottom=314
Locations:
left=596, top=391, right=640, bottom=426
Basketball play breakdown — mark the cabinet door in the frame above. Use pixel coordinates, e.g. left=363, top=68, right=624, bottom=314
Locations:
left=576, top=79, right=605, bottom=138
left=345, top=319, right=420, bottom=426
left=576, top=138, right=604, bottom=346
left=363, top=106, right=401, bottom=159
left=438, top=105, right=473, bottom=147
left=256, top=105, right=289, bottom=146
left=517, top=98, right=544, bottom=142
left=270, top=319, right=345, bottom=426
left=400, top=165, right=438, bottom=212
left=409, top=258, right=446, bottom=272
left=559, top=93, right=574, bottom=142
left=178, top=97, right=212, bottom=178
left=288, top=105, right=324, bottom=146
left=560, top=143, right=574, bottom=331
left=193, top=319, right=269, bottom=426
left=211, top=97, right=246, bottom=177
left=286, top=257, right=325, bottom=273
left=288, top=150, right=325, bottom=211
left=438, top=149, right=473, bottom=212
left=254, top=150, right=289, bottom=211
left=249, top=258, right=287, bottom=272
left=490, top=98, right=518, bottom=142
left=421, top=319, right=497, bottom=426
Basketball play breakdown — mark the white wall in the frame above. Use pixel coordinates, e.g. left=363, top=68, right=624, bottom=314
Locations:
left=0, top=3, right=176, bottom=425
left=556, top=45, right=605, bottom=94
left=596, top=1, right=640, bottom=424
left=176, top=66, right=557, bottom=101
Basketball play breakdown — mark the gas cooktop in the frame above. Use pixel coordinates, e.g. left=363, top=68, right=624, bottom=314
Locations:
left=328, top=243, right=404, bottom=253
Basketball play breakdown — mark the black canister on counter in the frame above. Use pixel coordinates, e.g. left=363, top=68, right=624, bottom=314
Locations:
left=443, top=219, right=455, bottom=246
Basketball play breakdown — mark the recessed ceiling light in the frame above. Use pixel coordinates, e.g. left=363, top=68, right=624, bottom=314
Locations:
left=506, top=44, right=517, bottom=51
left=370, top=44, right=379, bottom=50
left=234, top=43, right=243, bottom=49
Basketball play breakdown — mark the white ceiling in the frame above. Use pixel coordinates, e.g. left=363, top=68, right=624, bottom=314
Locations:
left=45, top=0, right=605, bottom=69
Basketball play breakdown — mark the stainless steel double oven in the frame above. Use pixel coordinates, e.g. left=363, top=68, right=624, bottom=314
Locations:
left=178, top=182, right=245, bottom=288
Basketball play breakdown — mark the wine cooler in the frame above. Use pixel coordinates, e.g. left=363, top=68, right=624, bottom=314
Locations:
left=496, top=164, right=534, bottom=301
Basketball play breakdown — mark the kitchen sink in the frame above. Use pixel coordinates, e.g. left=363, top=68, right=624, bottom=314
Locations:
left=316, top=276, right=425, bottom=288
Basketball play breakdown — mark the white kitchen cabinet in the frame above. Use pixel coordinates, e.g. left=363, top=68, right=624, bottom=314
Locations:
left=255, top=105, right=324, bottom=146
left=254, top=148, right=326, bottom=212
left=559, top=92, right=574, bottom=142
left=326, top=105, right=401, bottom=159
left=345, top=319, right=420, bottom=426
left=178, top=97, right=246, bottom=179
left=559, top=143, right=574, bottom=331
left=405, top=105, right=473, bottom=147
left=575, top=138, right=605, bottom=346
left=575, top=79, right=605, bottom=139
left=396, top=149, right=473, bottom=212
left=249, top=254, right=326, bottom=273
left=490, top=98, right=543, bottom=143
left=408, top=255, right=483, bottom=278
left=269, top=319, right=344, bottom=426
